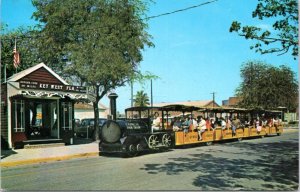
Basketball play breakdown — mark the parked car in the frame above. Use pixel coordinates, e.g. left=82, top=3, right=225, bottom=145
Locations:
left=74, top=119, right=81, bottom=128
left=75, top=118, right=107, bottom=138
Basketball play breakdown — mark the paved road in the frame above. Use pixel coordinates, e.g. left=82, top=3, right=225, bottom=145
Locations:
left=1, top=129, right=298, bottom=191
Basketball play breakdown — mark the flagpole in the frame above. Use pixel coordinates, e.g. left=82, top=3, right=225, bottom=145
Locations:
left=3, top=64, right=6, bottom=82
left=14, top=38, right=17, bottom=73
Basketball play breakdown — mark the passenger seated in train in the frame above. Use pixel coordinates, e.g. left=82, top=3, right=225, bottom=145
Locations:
left=225, top=116, right=232, bottom=131
left=191, top=116, right=198, bottom=131
left=182, top=117, right=191, bottom=133
left=151, top=112, right=161, bottom=131
left=232, top=116, right=241, bottom=136
left=197, top=116, right=207, bottom=140
left=255, top=117, right=262, bottom=133
left=206, top=117, right=211, bottom=131
left=273, top=117, right=281, bottom=131
left=244, top=118, right=252, bottom=127
left=221, top=117, right=226, bottom=130
left=172, top=117, right=182, bottom=131
left=267, top=117, right=273, bottom=127
left=210, top=118, right=216, bottom=130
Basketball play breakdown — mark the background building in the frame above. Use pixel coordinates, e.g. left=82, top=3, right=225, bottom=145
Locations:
left=74, top=102, right=108, bottom=120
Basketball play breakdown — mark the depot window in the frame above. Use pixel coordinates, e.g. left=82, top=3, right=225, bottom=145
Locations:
left=12, top=100, right=25, bottom=132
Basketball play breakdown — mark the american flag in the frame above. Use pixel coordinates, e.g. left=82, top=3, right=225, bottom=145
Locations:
left=13, top=42, right=20, bottom=69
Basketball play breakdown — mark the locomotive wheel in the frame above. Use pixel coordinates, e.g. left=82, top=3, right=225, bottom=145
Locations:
left=162, top=134, right=172, bottom=147
left=148, top=135, right=159, bottom=149
left=136, top=143, right=143, bottom=152
left=129, top=144, right=136, bottom=152
left=127, top=144, right=138, bottom=157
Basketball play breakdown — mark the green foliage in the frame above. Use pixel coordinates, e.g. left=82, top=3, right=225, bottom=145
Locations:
left=32, top=0, right=154, bottom=140
left=130, top=70, right=159, bottom=88
left=1, top=25, right=41, bottom=82
left=229, top=0, right=298, bottom=59
left=236, top=61, right=298, bottom=111
left=134, top=90, right=150, bottom=107
left=32, top=0, right=153, bottom=90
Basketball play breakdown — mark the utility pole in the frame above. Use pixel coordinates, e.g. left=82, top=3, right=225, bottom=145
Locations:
left=131, top=80, right=133, bottom=107
left=210, top=92, right=216, bottom=108
left=150, top=79, right=153, bottom=117
left=151, top=79, right=153, bottom=108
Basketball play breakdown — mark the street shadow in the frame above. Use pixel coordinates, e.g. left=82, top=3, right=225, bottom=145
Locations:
left=72, top=137, right=94, bottom=145
left=100, top=148, right=174, bottom=158
left=100, top=152, right=126, bottom=158
left=140, top=140, right=298, bottom=190
left=1, top=149, right=18, bottom=159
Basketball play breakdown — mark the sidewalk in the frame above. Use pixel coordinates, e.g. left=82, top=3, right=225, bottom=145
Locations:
left=1, top=138, right=99, bottom=168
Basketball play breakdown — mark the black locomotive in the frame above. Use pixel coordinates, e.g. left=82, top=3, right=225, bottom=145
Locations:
left=99, top=118, right=173, bottom=156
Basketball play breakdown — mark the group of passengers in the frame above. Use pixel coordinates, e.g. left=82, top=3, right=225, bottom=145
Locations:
left=153, top=112, right=281, bottom=139
left=171, top=115, right=213, bottom=141
left=173, top=115, right=244, bottom=139
left=246, top=116, right=282, bottom=133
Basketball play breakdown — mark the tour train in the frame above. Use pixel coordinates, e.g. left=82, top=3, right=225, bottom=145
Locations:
left=99, top=104, right=283, bottom=157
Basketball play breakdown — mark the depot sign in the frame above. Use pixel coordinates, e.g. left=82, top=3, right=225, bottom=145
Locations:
left=19, top=80, right=87, bottom=93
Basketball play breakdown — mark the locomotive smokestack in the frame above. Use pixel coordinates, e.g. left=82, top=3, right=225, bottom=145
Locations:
left=108, top=93, right=118, bottom=120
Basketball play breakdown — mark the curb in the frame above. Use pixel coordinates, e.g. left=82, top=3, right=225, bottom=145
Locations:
left=0, top=152, right=99, bottom=168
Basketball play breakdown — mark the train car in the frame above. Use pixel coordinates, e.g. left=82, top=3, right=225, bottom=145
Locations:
left=160, top=105, right=283, bottom=145
left=160, top=105, right=250, bottom=146
left=159, top=104, right=214, bottom=146
left=99, top=106, right=174, bottom=157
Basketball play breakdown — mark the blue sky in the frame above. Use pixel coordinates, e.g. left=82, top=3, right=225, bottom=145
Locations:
left=2, top=0, right=298, bottom=113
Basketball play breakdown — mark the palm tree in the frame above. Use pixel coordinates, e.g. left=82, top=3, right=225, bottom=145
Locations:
left=134, top=90, right=150, bottom=107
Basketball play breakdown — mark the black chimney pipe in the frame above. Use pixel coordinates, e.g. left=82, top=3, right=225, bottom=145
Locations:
left=108, top=93, right=118, bottom=120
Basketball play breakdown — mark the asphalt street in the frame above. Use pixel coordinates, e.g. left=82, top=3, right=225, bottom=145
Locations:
left=1, top=129, right=298, bottom=191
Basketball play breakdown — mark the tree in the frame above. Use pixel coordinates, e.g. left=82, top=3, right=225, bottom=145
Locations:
left=236, top=61, right=298, bottom=111
left=1, top=25, right=41, bottom=82
left=229, top=0, right=298, bottom=59
left=134, top=90, right=150, bottom=107
left=32, top=0, right=154, bottom=140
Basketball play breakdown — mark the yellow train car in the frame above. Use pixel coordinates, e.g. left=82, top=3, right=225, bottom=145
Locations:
left=160, top=105, right=284, bottom=147
left=174, top=130, right=214, bottom=146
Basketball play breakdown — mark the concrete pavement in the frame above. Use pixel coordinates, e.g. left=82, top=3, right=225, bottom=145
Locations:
left=1, top=138, right=99, bottom=167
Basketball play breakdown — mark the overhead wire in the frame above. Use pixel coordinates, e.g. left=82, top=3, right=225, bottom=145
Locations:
left=144, top=0, right=218, bottom=20
left=1, top=0, right=218, bottom=41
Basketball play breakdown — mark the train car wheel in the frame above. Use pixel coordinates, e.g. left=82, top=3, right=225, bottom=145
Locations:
left=238, top=137, right=243, bottom=142
left=277, top=133, right=282, bottom=136
left=206, top=141, right=212, bottom=146
left=127, top=144, right=138, bottom=157
left=148, top=135, right=159, bottom=149
left=261, top=135, right=265, bottom=138
left=162, top=134, right=172, bottom=147
left=129, top=144, right=136, bottom=152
